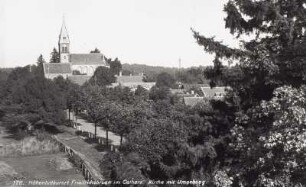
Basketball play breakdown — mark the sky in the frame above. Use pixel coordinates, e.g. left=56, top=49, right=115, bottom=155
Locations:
left=0, top=0, right=237, bottom=68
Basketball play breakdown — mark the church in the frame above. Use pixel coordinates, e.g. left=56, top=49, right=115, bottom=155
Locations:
left=43, top=20, right=108, bottom=83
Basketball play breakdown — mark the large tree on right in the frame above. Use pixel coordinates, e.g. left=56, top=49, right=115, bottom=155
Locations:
left=193, top=0, right=306, bottom=186
left=194, top=0, right=306, bottom=108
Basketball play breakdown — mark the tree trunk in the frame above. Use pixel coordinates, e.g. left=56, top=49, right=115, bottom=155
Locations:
left=75, top=110, right=78, bottom=123
left=106, top=128, right=109, bottom=148
left=94, top=122, right=97, bottom=139
left=120, top=134, right=123, bottom=146
left=68, top=108, right=71, bottom=121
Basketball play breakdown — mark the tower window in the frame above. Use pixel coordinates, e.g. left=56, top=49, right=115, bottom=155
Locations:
left=62, top=46, right=68, bottom=53
left=63, top=37, right=66, bottom=40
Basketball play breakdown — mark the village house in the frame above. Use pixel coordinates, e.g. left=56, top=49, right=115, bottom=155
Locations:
left=170, top=85, right=228, bottom=107
left=111, top=72, right=155, bottom=91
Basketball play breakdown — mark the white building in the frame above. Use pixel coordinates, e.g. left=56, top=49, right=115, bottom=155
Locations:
left=43, top=19, right=108, bottom=82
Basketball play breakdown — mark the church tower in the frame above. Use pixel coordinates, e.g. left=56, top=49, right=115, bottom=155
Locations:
left=58, top=18, right=70, bottom=63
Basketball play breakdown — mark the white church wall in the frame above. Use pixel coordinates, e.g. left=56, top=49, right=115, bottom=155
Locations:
left=45, top=73, right=71, bottom=80
left=71, top=65, right=106, bottom=76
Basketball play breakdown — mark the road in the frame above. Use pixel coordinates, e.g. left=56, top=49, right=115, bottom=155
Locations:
left=68, top=111, right=121, bottom=146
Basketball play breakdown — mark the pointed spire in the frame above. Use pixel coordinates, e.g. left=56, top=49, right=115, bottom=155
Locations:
left=59, top=15, right=70, bottom=44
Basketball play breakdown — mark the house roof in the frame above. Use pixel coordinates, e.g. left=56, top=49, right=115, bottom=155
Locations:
left=43, top=63, right=72, bottom=74
left=70, top=53, right=107, bottom=65
left=200, top=87, right=227, bottom=97
left=183, top=84, right=210, bottom=90
left=183, top=97, right=205, bottom=107
left=116, top=75, right=143, bottom=83
left=170, top=89, right=186, bottom=95
left=68, top=75, right=91, bottom=85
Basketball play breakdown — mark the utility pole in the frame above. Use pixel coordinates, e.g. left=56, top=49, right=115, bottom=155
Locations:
left=178, top=58, right=182, bottom=88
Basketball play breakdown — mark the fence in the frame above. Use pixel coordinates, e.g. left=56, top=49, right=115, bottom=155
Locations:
left=52, top=135, right=103, bottom=181
left=51, top=121, right=120, bottom=181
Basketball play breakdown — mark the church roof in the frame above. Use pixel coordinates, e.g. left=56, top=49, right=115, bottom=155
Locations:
left=43, top=63, right=72, bottom=74
left=59, top=20, right=70, bottom=44
left=70, top=54, right=107, bottom=65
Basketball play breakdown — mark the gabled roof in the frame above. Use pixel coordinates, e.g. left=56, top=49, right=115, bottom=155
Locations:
left=116, top=75, right=143, bottom=83
left=200, top=87, right=227, bottom=97
left=183, top=97, right=205, bottom=107
left=70, top=54, right=107, bottom=65
left=183, top=84, right=210, bottom=90
left=43, top=63, right=72, bottom=74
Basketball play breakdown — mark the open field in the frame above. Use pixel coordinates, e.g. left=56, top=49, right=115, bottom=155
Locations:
left=0, top=123, right=87, bottom=186
left=0, top=153, right=87, bottom=186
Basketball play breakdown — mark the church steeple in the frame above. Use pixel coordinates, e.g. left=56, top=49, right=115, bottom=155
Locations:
left=58, top=17, right=70, bottom=63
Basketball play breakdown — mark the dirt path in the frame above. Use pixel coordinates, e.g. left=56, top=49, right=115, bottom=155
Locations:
left=56, top=127, right=106, bottom=180
left=69, top=112, right=122, bottom=146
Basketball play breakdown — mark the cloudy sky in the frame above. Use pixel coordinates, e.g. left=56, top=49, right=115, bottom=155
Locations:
left=0, top=0, right=237, bottom=68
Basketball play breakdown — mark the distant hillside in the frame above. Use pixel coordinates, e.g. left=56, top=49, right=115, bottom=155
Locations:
left=122, top=63, right=179, bottom=82
left=122, top=63, right=209, bottom=84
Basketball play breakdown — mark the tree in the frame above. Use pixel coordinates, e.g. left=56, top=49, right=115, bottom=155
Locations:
left=66, top=82, right=82, bottom=121
left=192, top=0, right=306, bottom=185
left=156, top=72, right=176, bottom=88
left=107, top=86, right=135, bottom=105
left=134, top=85, right=149, bottom=100
left=50, top=48, right=60, bottom=63
left=109, top=104, right=134, bottom=145
left=37, top=54, right=46, bottom=65
left=105, top=57, right=122, bottom=76
left=89, top=66, right=116, bottom=87
left=193, top=0, right=306, bottom=107
left=33, top=54, right=46, bottom=77
left=124, top=118, right=188, bottom=180
left=149, top=86, right=170, bottom=101
left=84, top=85, right=104, bottom=138
left=84, top=86, right=116, bottom=146
left=90, top=48, right=101, bottom=53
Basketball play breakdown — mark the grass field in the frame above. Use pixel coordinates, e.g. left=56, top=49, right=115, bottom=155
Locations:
left=0, top=124, right=87, bottom=186
left=0, top=153, right=87, bottom=186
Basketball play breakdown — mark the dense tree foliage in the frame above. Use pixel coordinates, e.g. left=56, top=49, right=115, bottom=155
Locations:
left=88, top=57, right=122, bottom=86
left=106, top=57, right=122, bottom=76
left=88, top=66, right=116, bottom=86
left=192, top=0, right=306, bottom=186
left=155, top=72, right=177, bottom=88
left=90, top=48, right=101, bottom=53
left=0, top=62, right=78, bottom=139
left=50, top=48, right=60, bottom=63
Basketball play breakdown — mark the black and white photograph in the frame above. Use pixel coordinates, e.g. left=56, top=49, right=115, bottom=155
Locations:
left=1, top=0, right=306, bottom=186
